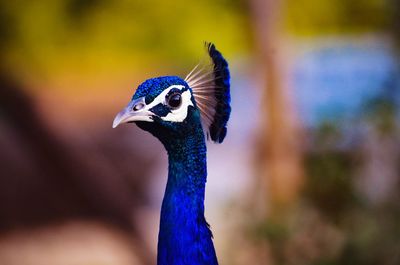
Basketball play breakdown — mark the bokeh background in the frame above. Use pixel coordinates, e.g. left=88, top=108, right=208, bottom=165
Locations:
left=1, top=0, right=400, bottom=264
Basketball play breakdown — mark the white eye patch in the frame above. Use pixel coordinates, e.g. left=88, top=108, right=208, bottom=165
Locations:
left=144, top=85, right=194, bottom=122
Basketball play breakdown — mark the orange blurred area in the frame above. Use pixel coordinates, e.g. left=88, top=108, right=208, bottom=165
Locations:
left=0, top=221, right=141, bottom=265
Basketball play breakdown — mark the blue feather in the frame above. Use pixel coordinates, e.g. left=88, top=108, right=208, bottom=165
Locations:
left=206, top=43, right=231, bottom=143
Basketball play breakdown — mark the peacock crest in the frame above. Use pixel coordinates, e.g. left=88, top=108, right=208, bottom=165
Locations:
left=185, top=42, right=231, bottom=143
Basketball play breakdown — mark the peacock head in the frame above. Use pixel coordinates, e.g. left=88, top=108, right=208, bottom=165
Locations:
left=113, top=43, right=231, bottom=144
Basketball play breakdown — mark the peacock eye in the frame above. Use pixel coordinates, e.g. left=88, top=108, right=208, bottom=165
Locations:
left=166, top=92, right=182, bottom=109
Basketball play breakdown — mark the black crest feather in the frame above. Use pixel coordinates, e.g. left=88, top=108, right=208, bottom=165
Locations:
left=185, top=42, right=231, bottom=143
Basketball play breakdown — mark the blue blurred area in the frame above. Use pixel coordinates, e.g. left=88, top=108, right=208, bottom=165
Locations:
left=293, top=38, right=399, bottom=126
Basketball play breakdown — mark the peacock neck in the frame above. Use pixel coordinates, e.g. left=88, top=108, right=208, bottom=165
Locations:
left=165, top=135, right=207, bottom=197
left=157, top=131, right=218, bottom=265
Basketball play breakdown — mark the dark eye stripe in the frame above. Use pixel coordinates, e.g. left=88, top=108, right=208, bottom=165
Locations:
left=149, top=103, right=171, bottom=117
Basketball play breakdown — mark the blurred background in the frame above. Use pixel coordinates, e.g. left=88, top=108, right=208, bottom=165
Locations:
left=0, top=0, right=399, bottom=264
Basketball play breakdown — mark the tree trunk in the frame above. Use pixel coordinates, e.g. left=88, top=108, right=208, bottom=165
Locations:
left=251, top=0, right=304, bottom=216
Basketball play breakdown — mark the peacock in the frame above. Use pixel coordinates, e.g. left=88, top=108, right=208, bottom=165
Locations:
left=112, top=43, right=230, bottom=265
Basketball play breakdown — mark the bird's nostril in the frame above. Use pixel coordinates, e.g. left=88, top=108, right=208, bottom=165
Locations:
left=133, top=102, right=144, bottom=111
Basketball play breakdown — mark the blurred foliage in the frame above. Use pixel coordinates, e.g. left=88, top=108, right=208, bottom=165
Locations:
left=304, top=149, right=356, bottom=221
left=366, top=97, right=397, bottom=134
left=254, top=220, right=289, bottom=244
left=244, top=93, right=397, bottom=265
left=284, top=0, right=390, bottom=35
left=338, top=205, right=400, bottom=265
left=253, top=1, right=400, bottom=263
left=363, top=78, right=399, bottom=135
left=0, top=0, right=250, bottom=81
left=255, top=85, right=400, bottom=265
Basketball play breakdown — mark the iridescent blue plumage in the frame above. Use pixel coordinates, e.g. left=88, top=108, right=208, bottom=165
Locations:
left=207, top=43, right=231, bottom=143
left=112, top=43, right=230, bottom=265
left=133, top=76, right=189, bottom=103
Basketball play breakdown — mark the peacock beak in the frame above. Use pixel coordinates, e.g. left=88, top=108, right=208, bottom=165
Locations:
left=112, top=97, right=154, bottom=128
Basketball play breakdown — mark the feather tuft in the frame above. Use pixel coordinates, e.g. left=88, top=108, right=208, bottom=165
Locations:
left=185, top=42, right=231, bottom=143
